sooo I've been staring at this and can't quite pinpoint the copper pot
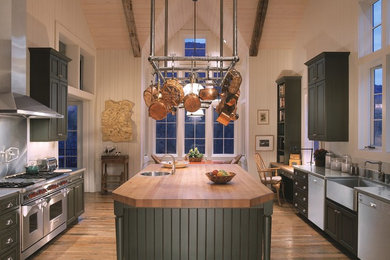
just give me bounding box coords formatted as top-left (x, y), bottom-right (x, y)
top-left (199, 87), bottom-right (218, 100)
top-left (161, 79), bottom-right (184, 107)
top-left (183, 93), bottom-right (201, 112)
top-left (148, 100), bottom-right (168, 120)
top-left (143, 85), bottom-right (159, 107)
top-left (226, 90), bottom-right (240, 106)
top-left (222, 69), bottom-right (242, 94)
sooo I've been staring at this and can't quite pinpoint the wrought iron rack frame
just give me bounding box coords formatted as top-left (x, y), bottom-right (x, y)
top-left (148, 0), bottom-right (239, 87)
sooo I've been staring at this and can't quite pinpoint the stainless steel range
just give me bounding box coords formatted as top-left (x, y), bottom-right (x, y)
top-left (2, 170), bottom-right (68, 260)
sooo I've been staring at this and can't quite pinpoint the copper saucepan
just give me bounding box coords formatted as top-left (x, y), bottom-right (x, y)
top-left (199, 87), bottom-right (218, 101)
top-left (183, 93), bottom-right (201, 112)
top-left (149, 99), bottom-right (168, 120)
top-left (143, 85), bottom-right (159, 107)
top-left (161, 79), bottom-right (184, 107)
top-left (222, 69), bottom-right (242, 94)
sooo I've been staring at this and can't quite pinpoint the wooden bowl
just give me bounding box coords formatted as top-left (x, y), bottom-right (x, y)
top-left (188, 157), bottom-right (202, 162)
top-left (205, 172), bottom-right (236, 184)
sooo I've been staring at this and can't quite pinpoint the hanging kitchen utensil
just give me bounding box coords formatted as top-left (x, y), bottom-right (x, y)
top-left (222, 69), bottom-right (242, 94)
top-left (161, 79), bottom-right (184, 108)
top-left (199, 87), bottom-right (218, 100)
top-left (226, 90), bottom-right (240, 106)
top-left (143, 84), bottom-right (159, 107)
top-left (149, 99), bottom-right (168, 120)
top-left (183, 93), bottom-right (201, 112)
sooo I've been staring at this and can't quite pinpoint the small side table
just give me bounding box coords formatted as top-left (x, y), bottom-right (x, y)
top-left (101, 155), bottom-right (129, 194)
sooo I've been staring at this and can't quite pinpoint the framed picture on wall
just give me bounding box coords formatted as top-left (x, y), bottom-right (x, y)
top-left (257, 109), bottom-right (269, 125)
top-left (255, 135), bottom-right (274, 151)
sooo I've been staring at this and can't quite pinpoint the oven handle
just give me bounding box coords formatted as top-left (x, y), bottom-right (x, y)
top-left (22, 198), bottom-right (44, 217)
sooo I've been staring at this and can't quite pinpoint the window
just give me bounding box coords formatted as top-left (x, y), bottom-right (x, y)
top-left (184, 38), bottom-right (206, 57)
top-left (213, 110), bottom-right (234, 154)
top-left (184, 113), bottom-right (205, 153)
top-left (371, 66), bottom-right (382, 147)
top-left (156, 113), bottom-right (177, 154)
top-left (372, 0), bottom-right (382, 52)
top-left (59, 41), bottom-right (66, 55)
top-left (59, 105), bottom-right (78, 167)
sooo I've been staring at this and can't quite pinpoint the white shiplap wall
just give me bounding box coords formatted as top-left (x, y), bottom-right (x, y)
top-left (247, 50), bottom-right (293, 177)
top-left (95, 49), bottom-right (142, 191)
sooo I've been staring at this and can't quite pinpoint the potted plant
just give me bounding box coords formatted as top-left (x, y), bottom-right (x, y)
top-left (314, 148), bottom-right (327, 167)
top-left (187, 147), bottom-right (203, 162)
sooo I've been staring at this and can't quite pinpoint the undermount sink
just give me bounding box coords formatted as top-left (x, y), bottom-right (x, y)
top-left (140, 171), bottom-right (171, 176)
top-left (326, 177), bottom-right (385, 211)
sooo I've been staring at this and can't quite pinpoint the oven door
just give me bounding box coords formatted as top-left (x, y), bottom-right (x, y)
top-left (22, 198), bottom-right (44, 251)
top-left (43, 189), bottom-right (67, 236)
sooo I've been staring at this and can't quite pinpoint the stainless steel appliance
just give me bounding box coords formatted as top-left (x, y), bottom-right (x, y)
top-left (2, 171), bottom-right (69, 260)
top-left (358, 193), bottom-right (390, 260)
top-left (37, 157), bottom-right (58, 172)
top-left (308, 174), bottom-right (325, 230)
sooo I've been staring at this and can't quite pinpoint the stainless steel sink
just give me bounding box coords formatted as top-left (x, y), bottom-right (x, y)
top-left (326, 177), bottom-right (385, 211)
top-left (140, 171), bottom-right (171, 176)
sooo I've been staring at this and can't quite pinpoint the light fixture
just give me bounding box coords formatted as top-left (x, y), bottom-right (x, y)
top-left (183, 73), bottom-right (204, 96)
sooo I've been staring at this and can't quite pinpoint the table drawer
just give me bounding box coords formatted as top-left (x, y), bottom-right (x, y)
top-left (294, 178), bottom-right (308, 191)
top-left (294, 200), bottom-right (308, 216)
top-left (293, 189), bottom-right (308, 203)
top-left (0, 211), bottom-right (18, 232)
top-left (0, 229), bottom-right (18, 255)
top-left (0, 195), bottom-right (19, 212)
top-left (0, 246), bottom-right (19, 260)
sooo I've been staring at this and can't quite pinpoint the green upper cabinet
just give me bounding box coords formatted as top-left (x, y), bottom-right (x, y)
top-left (305, 52), bottom-right (350, 141)
top-left (29, 48), bottom-right (71, 141)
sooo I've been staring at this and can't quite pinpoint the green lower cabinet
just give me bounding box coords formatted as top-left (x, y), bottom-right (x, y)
top-left (67, 179), bottom-right (85, 225)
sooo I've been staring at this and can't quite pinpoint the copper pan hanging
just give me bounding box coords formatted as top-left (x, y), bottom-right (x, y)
top-left (161, 79), bottom-right (184, 107)
top-left (143, 84), bottom-right (159, 107)
top-left (183, 93), bottom-right (201, 112)
top-left (149, 99), bottom-right (168, 120)
top-left (222, 69), bottom-right (242, 94)
top-left (199, 87), bottom-right (218, 101)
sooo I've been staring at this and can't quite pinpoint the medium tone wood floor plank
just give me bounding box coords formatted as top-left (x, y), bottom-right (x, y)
top-left (30, 193), bottom-right (351, 260)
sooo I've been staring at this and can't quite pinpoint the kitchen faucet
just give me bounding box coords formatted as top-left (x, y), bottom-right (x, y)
top-left (364, 160), bottom-right (384, 182)
top-left (162, 154), bottom-right (176, 175)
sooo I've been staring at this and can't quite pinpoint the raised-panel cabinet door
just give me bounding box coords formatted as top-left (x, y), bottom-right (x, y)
top-left (57, 82), bottom-right (68, 140)
top-left (324, 199), bottom-right (338, 240)
top-left (67, 185), bottom-right (75, 224)
top-left (50, 56), bottom-right (59, 79)
top-left (308, 85), bottom-right (316, 139)
top-left (75, 181), bottom-right (84, 217)
top-left (59, 60), bottom-right (68, 81)
top-left (315, 81), bottom-right (326, 139)
top-left (308, 64), bottom-right (317, 84)
top-left (338, 207), bottom-right (357, 254)
top-left (50, 80), bottom-right (59, 140)
top-left (316, 59), bottom-right (325, 82)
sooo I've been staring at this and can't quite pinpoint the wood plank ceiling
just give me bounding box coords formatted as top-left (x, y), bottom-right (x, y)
top-left (80, 0), bottom-right (308, 55)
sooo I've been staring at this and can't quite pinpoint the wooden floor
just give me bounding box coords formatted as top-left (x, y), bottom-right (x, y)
top-left (30, 193), bottom-right (352, 260)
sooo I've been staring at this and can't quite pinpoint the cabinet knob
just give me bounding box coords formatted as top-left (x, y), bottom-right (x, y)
top-left (303, 197), bottom-right (306, 201)
top-left (6, 202), bottom-right (13, 209)
top-left (7, 257), bottom-right (13, 260)
top-left (303, 186), bottom-right (306, 190)
top-left (294, 203), bottom-right (298, 207)
top-left (295, 182), bottom-right (298, 185)
top-left (6, 238), bottom-right (13, 245)
top-left (6, 219), bottom-right (13, 226)
top-left (313, 179), bottom-right (317, 183)
top-left (58, 133), bottom-right (63, 136)
top-left (294, 193), bottom-right (298, 196)
top-left (303, 209), bottom-right (306, 213)
top-left (313, 133), bottom-right (317, 136)
top-left (334, 209), bottom-right (340, 214)
top-left (370, 202), bottom-right (377, 208)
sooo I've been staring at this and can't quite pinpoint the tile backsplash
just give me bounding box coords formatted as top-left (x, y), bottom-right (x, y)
top-left (0, 117), bottom-right (27, 177)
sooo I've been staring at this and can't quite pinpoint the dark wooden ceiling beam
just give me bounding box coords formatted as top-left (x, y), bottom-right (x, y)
top-left (249, 0), bottom-right (269, 57)
top-left (122, 0), bottom-right (141, 57)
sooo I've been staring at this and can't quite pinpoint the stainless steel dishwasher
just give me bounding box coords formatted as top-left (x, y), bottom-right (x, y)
top-left (358, 193), bottom-right (390, 260)
top-left (308, 174), bottom-right (325, 230)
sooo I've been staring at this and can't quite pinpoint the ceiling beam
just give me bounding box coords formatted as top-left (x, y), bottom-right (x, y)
top-left (249, 0), bottom-right (269, 57)
top-left (122, 0), bottom-right (141, 57)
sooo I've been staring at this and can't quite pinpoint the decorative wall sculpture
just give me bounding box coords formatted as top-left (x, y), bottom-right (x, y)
top-left (101, 100), bottom-right (134, 142)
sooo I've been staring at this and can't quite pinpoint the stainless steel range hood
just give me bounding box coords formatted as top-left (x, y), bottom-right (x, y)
top-left (0, 0), bottom-right (63, 119)
top-left (0, 92), bottom-right (63, 118)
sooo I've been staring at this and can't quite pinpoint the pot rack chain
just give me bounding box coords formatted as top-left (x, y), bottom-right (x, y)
top-left (148, 0), bottom-right (239, 87)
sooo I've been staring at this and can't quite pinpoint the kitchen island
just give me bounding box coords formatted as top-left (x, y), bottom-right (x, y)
top-left (113, 164), bottom-right (274, 260)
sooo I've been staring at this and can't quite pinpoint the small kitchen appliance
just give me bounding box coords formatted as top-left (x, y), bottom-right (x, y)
top-left (37, 157), bottom-right (58, 172)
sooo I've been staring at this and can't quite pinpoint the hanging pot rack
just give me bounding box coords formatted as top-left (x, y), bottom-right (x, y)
top-left (148, 0), bottom-right (239, 86)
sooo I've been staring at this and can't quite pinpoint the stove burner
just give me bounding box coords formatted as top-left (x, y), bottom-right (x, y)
top-left (0, 182), bottom-right (35, 188)
top-left (9, 172), bottom-right (64, 180)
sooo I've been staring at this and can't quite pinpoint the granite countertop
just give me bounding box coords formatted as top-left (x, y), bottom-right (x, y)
top-left (56, 168), bottom-right (86, 176)
top-left (294, 165), bottom-right (390, 204)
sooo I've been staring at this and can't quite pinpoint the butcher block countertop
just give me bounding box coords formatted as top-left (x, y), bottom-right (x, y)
top-left (112, 164), bottom-right (274, 208)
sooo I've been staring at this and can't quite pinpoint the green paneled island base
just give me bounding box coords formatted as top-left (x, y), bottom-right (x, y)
top-left (113, 164), bottom-right (274, 260)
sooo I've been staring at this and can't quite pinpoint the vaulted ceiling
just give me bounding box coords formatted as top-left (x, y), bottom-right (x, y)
top-left (80, 0), bottom-right (308, 55)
